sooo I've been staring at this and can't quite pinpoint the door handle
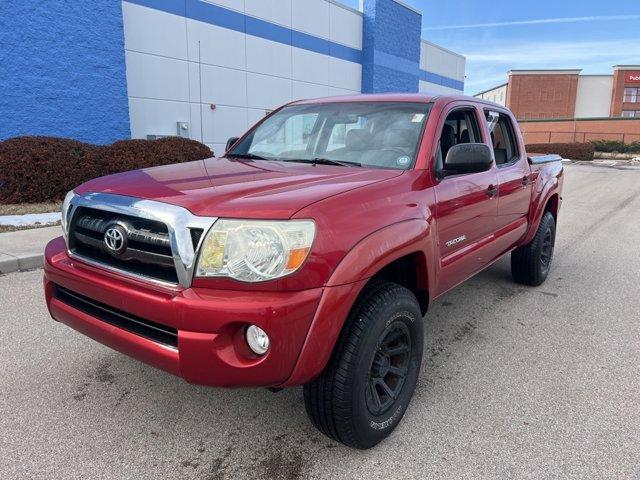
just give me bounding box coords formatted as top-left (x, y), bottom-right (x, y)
top-left (521, 176), bottom-right (530, 186)
top-left (486, 185), bottom-right (498, 198)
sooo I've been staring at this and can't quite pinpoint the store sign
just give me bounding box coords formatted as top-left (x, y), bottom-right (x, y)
top-left (626, 72), bottom-right (640, 83)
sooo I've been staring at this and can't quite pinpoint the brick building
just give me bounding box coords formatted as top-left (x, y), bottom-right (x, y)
top-left (475, 66), bottom-right (640, 144)
top-left (476, 66), bottom-right (640, 119)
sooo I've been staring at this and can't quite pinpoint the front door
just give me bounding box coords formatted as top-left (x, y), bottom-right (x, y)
top-left (433, 105), bottom-right (499, 295)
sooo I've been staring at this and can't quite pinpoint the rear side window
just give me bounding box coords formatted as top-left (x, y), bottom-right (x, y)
top-left (486, 111), bottom-right (519, 166)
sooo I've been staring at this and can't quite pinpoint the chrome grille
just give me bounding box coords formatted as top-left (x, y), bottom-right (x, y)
top-left (63, 193), bottom-right (217, 288)
top-left (69, 207), bottom-right (178, 284)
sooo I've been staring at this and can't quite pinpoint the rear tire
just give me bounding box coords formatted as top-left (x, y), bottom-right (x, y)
top-left (303, 281), bottom-right (423, 449)
top-left (511, 211), bottom-right (556, 286)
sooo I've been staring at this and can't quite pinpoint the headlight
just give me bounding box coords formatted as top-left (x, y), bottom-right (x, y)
top-left (196, 219), bottom-right (315, 282)
top-left (61, 190), bottom-right (76, 240)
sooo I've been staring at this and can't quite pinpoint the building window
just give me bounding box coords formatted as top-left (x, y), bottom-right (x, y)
top-left (621, 110), bottom-right (640, 118)
top-left (624, 88), bottom-right (639, 103)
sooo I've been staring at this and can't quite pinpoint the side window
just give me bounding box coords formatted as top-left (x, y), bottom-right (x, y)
top-left (436, 109), bottom-right (481, 172)
top-left (486, 111), bottom-right (519, 166)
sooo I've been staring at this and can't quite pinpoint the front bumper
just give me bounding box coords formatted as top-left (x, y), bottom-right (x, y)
top-left (44, 237), bottom-right (325, 387)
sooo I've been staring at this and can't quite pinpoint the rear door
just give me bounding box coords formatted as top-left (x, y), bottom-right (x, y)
top-left (486, 109), bottom-right (532, 249)
top-left (433, 103), bottom-right (499, 295)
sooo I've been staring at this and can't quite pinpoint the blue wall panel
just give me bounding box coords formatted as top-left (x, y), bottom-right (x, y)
top-left (420, 70), bottom-right (465, 91)
top-left (0, 1), bottom-right (130, 143)
top-left (361, 0), bottom-right (422, 93)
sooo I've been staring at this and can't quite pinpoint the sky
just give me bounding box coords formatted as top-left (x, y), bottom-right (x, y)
top-left (341, 0), bottom-right (640, 95)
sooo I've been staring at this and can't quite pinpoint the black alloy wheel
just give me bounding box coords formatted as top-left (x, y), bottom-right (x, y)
top-left (366, 322), bottom-right (412, 416)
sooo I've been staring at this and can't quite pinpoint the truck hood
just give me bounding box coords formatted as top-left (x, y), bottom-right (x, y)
top-left (76, 157), bottom-right (403, 219)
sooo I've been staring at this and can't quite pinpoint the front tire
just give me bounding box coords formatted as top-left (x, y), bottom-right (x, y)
top-left (511, 211), bottom-right (556, 286)
top-left (303, 281), bottom-right (423, 449)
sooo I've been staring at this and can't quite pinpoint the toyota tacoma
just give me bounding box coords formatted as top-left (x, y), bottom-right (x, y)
top-left (44, 94), bottom-right (563, 449)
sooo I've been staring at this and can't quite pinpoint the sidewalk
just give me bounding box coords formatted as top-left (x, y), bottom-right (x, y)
top-left (0, 226), bottom-right (61, 274)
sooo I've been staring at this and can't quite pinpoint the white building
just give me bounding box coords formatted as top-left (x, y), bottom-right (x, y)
top-left (122, 0), bottom-right (466, 153)
top-left (0, 0), bottom-right (466, 147)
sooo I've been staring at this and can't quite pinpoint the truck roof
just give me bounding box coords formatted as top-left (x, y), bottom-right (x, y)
top-left (291, 92), bottom-right (504, 108)
top-left (292, 93), bottom-right (439, 104)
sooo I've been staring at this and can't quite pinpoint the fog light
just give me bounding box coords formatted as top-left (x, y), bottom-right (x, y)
top-left (246, 325), bottom-right (270, 355)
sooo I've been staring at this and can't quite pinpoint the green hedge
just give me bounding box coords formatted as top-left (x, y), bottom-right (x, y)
top-left (0, 136), bottom-right (213, 204)
top-left (589, 140), bottom-right (640, 154)
top-left (525, 142), bottom-right (594, 161)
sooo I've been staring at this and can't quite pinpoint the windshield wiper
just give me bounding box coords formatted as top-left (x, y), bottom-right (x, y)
top-left (285, 158), bottom-right (362, 167)
top-left (225, 153), bottom-right (270, 160)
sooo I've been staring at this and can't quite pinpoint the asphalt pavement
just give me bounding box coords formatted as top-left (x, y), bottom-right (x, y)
top-left (1, 163), bottom-right (639, 479)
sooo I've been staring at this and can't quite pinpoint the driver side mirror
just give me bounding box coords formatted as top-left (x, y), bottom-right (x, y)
top-left (442, 143), bottom-right (493, 177)
top-left (226, 137), bottom-right (240, 153)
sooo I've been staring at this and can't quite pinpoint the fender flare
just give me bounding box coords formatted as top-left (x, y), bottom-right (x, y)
top-left (282, 218), bottom-right (435, 386)
top-left (521, 176), bottom-right (559, 245)
top-left (326, 218), bottom-right (434, 287)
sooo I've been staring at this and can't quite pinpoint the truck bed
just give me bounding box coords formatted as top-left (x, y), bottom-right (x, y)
top-left (528, 154), bottom-right (563, 165)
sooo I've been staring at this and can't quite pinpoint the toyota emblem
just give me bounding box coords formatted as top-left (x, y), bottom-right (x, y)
top-left (104, 225), bottom-right (127, 255)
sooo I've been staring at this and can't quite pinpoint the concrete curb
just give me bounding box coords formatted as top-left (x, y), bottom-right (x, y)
top-left (594, 151), bottom-right (640, 160)
top-left (0, 252), bottom-right (43, 275)
top-left (0, 225), bottom-right (61, 275)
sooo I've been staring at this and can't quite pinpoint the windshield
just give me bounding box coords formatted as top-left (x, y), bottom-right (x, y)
top-left (228, 102), bottom-right (432, 170)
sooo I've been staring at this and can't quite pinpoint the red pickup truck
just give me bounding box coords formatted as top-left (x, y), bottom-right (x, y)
top-left (44, 94), bottom-right (563, 449)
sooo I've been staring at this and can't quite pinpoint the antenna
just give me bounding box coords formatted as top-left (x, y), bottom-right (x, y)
top-left (198, 41), bottom-right (204, 143)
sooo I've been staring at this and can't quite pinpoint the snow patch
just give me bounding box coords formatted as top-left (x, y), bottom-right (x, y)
top-left (0, 212), bottom-right (61, 227)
